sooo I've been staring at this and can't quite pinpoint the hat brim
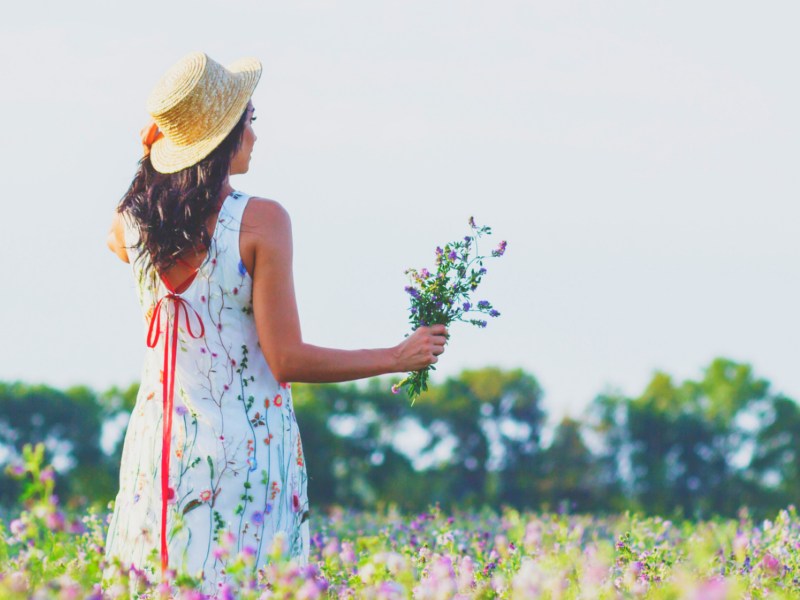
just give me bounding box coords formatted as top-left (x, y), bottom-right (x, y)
top-left (149, 57), bottom-right (262, 174)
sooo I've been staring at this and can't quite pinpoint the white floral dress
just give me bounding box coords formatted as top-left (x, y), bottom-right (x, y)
top-left (104, 190), bottom-right (310, 593)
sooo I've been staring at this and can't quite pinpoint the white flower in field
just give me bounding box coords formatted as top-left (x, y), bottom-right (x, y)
top-left (435, 531), bottom-right (454, 546)
top-left (511, 558), bottom-right (543, 599)
top-left (457, 555), bottom-right (475, 593)
top-left (376, 551), bottom-right (407, 576)
top-left (359, 562), bottom-right (376, 584)
top-left (105, 583), bottom-right (127, 599)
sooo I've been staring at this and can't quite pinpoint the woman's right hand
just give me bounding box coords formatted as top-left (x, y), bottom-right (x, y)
top-left (392, 325), bottom-right (449, 372)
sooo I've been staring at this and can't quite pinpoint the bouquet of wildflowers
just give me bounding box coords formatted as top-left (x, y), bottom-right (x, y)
top-left (392, 217), bottom-right (507, 402)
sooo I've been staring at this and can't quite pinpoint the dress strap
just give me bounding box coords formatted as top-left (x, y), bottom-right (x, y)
top-left (160, 257), bottom-right (201, 294)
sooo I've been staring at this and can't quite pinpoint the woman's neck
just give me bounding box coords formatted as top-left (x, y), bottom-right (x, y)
top-left (219, 178), bottom-right (234, 205)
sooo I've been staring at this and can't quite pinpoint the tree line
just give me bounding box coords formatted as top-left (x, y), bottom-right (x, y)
top-left (1, 358), bottom-right (797, 518)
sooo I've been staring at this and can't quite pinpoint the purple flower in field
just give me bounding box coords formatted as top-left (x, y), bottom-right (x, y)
top-left (265, 502), bottom-right (273, 515)
top-left (46, 511), bottom-right (65, 532)
top-left (420, 268), bottom-right (430, 278)
top-left (40, 468), bottom-right (55, 483)
top-left (448, 250), bottom-right (458, 261)
top-left (761, 552), bottom-right (782, 577)
top-left (463, 302), bottom-right (471, 311)
top-left (251, 510), bottom-right (264, 525)
top-left (489, 309), bottom-right (500, 317)
top-left (464, 236), bottom-right (472, 243)
top-left (175, 405), bottom-right (188, 416)
top-left (492, 240), bottom-right (507, 257)
top-left (629, 561), bottom-right (644, 576)
top-left (67, 518), bottom-right (86, 534)
top-left (323, 538), bottom-right (340, 558)
top-left (477, 300), bottom-right (490, 309)
top-left (9, 464), bottom-right (25, 477)
top-left (692, 576), bottom-right (728, 600)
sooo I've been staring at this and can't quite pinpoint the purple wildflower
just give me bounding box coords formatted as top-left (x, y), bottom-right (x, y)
top-left (265, 503), bottom-right (273, 515)
top-left (175, 405), bottom-right (188, 416)
top-left (448, 250), bottom-right (458, 261)
top-left (405, 286), bottom-right (421, 299)
top-left (45, 511), bottom-right (65, 531)
top-left (489, 309), bottom-right (500, 317)
top-left (420, 268), bottom-right (430, 278)
top-left (251, 510), bottom-right (264, 525)
top-left (492, 240), bottom-right (507, 257)
top-left (477, 300), bottom-right (490, 309)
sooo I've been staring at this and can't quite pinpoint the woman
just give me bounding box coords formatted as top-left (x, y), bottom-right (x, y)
top-left (104, 52), bottom-right (447, 592)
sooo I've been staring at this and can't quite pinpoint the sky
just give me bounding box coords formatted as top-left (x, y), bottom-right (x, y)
top-left (0, 1), bottom-right (798, 423)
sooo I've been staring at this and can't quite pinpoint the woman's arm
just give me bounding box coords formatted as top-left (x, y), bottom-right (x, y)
top-left (241, 198), bottom-right (447, 384)
top-left (107, 211), bottom-right (130, 263)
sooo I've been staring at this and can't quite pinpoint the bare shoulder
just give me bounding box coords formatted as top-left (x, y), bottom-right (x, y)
top-left (240, 197), bottom-right (293, 263)
top-left (242, 197), bottom-right (291, 234)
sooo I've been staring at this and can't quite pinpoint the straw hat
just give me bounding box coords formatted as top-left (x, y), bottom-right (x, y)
top-left (146, 51), bottom-right (262, 174)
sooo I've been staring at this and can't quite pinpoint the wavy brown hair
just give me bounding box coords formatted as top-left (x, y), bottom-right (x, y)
top-left (118, 108), bottom-right (249, 275)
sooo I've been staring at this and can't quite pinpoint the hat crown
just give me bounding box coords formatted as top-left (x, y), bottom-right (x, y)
top-left (146, 52), bottom-right (240, 148)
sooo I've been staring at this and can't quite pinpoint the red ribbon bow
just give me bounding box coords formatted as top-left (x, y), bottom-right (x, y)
top-left (146, 290), bottom-right (204, 574)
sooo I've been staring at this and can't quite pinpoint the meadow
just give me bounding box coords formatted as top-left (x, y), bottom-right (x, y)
top-left (2, 444), bottom-right (799, 599)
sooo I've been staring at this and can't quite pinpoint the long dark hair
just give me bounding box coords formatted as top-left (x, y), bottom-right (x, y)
top-left (118, 108), bottom-right (249, 275)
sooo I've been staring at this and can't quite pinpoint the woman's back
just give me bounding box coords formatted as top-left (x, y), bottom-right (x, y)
top-left (105, 189), bottom-right (310, 590)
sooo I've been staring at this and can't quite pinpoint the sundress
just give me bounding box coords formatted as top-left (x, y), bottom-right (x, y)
top-left (104, 190), bottom-right (310, 594)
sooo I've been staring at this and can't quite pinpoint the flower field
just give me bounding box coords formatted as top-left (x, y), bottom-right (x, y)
top-left (2, 446), bottom-right (800, 599)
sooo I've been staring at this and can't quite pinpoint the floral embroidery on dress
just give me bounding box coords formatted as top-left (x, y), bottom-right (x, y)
top-left (104, 191), bottom-right (310, 595)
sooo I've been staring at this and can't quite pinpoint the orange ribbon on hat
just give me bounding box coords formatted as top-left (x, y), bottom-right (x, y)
top-left (140, 122), bottom-right (165, 157)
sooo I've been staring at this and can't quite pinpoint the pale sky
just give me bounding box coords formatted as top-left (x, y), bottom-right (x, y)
top-left (1, 1), bottom-right (798, 423)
